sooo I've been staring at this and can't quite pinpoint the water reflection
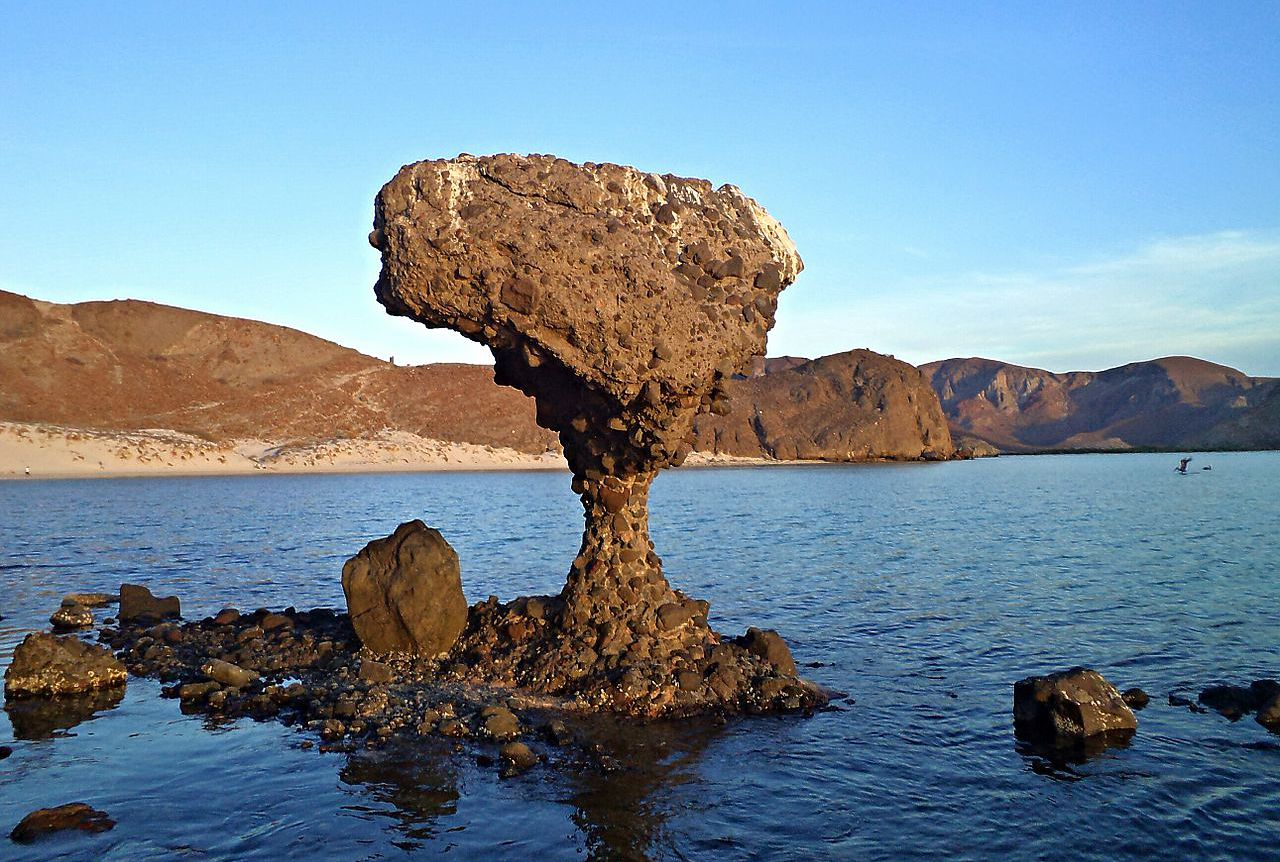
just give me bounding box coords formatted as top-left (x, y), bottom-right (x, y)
top-left (566, 715), bottom-right (723, 861)
top-left (337, 737), bottom-right (461, 850)
top-left (1015, 729), bottom-right (1135, 780)
top-left (4, 688), bottom-right (126, 739)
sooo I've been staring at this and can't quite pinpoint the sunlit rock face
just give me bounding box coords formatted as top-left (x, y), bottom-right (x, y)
top-left (371, 154), bottom-right (816, 714)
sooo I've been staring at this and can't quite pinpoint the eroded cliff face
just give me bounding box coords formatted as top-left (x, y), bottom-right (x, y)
top-left (370, 153), bottom-right (823, 715)
top-left (694, 350), bottom-right (954, 461)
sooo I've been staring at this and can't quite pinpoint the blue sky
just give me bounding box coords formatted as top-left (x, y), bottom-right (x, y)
top-left (2, 2), bottom-right (1277, 374)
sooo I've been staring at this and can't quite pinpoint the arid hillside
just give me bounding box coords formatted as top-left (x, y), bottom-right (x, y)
top-left (923, 356), bottom-right (1280, 452)
top-left (695, 349), bottom-right (955, 460)
top-left (0, 289), bottom-right (557, 453)
top-left (3, 291), bottom-right (953, 463)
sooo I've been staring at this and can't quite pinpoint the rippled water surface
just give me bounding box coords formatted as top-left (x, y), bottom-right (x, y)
top-left (2, 453), bottom-right (1278, 860)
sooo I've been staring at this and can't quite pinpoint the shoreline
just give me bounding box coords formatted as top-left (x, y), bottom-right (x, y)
top-left (0, 420), bottom-right (949, 481)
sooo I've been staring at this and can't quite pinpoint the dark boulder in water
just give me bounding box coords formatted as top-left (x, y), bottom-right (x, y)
top-left (341, 520), bottom-right (468, 657)
top-left (1121, 687), bottom-right (1150, 710)
top-left (4, 633), bottom-right (127, 698)
top-left (1013, 667), bottom-right (1137, 741)
top-left (119, 583), bottom-right (181, 623)
top-left (10, 802), bottom-right (115, 843)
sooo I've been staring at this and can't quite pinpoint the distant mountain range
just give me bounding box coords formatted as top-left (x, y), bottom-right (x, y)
top-left (3, 289), bottom-right (1275, 461)
top-left (922, 356), bottom-right (1280, 452)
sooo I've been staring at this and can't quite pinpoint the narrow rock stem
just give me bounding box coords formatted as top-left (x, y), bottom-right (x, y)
top-left (560, 472), bottom-right (683, 654)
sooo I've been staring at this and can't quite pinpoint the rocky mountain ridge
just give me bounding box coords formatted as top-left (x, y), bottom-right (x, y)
top-left (923, 356), bottom-right (1280, 452)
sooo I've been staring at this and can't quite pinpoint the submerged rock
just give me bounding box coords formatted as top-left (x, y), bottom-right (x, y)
top-left (341, 520), bottom-right (468, 656)
top-left (4, 633), bottom-right (127, 698)
top-left (1121, 687), bottom-right (1150, 710)
top-left (1198, 679), bottom-right (1280, 722)
top-left (10, 803), bottom-right (115, 843)
top-left (64, 592), bottom-right (115, 608)
top-left (369, 153), bottom-right (822, 716)
top-left (1013, 667), bottom-right (1137, 741)
top-left (119, 583), bottom-right (181, 623)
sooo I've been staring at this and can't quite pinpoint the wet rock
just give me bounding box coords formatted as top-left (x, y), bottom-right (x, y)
top-left (118, 583), bottom-right (180, 623)
top-left (1013, 667), bottom-right (1137, 741)
top-left (543, 718), bottom-right (573, 746)
top-left (50, 602), bottom-right (94, 631)
top-left (481, 706), bottom-right (520, 741)
top-left (1257, 694), bottom-right (1280, 729)
top-left (179, 681), bottom-right (220, 703)
top-left (213, 608), bottom-right (241, 625)
top-left (741, 627), bottom-right (797, 676)
top-left (0, 745), bottom-right (12, 759)
top-left (201, 659), bottom-right (259, 689)
top-left (262, 613), bottom-right (294, 632)
top-left (358, 660), bottom-right (394, 684)
top-left (1121, 687), bottom-right (1150, 710)
top-left (4, 633), bottom-right (127, 697)
top-left (10, 802), bottom-right (115, 843)
top-left (498, 741), bottom-right (538, 777)
top-left (64, 592), bottom-right (115, 608)
top-left (1199, 684), bottom-right (1260, 720)
top-left (341, 520), bottom-right (467, 656)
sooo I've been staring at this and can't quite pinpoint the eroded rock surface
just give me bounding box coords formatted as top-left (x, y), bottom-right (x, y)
top-left (341, 520), bottom-right (468, 657)
top-left (1013, 667), bottom-right (1137, 742)
top-left (4, 633), bottom-right (127, 697)
top-left (370, 154), bottom-right (821, 714)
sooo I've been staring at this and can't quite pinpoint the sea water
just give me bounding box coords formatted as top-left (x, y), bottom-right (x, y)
top-left (1, 453), bottom-right (1277, 860)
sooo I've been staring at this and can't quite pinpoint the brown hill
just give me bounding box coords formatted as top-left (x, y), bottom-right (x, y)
top-left (922, 356), bottom-right (1280, 452)
top-left (2, 290), bottom-right (955, 464)
top-left (0, 290), bottom-right (557, 452)
top-left (694, 350), bottom-right (955, 460)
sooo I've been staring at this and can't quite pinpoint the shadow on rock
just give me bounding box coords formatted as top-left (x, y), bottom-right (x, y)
top-left (4, 687), bottom-right (125, 740)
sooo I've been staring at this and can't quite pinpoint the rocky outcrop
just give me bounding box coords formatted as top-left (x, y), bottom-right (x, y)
top-left (694, 349), bottom-right (954, 460)
top-left (119, 583), bottom-right (181, 623)
top-left (371, 153), bottom-right (823, 714)
top-left (1013, 667), bottom-right (1137, 741)
top-left (924, 355), bottom-right (1280, 452)
top-left (3, 633), bottom-right (127, 697)
top-left (341, 520), bottom-right (468, 656)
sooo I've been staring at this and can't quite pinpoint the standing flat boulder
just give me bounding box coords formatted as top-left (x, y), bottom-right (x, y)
top-left (341, 520), bottom-right (468, 656)
top-left (119, 583), bottom-right (181, 623)
top-left (1013, 667), bottom-right (1137, 741)
top-left (4, 633), bottom-right (127, 698)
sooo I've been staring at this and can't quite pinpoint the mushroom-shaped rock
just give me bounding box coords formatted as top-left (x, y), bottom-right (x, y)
top-left (371, 154), bottom-right (803, 678)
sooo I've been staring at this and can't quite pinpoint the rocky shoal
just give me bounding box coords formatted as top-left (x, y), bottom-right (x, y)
top-left (94, 596), bottom-right (827, 774)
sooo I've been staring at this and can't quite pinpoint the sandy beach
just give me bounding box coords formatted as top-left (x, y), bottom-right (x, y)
top-left (0, 421), bottom-right (570, 479)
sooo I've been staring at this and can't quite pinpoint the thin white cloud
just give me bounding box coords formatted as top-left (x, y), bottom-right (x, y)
top-left (770, 230), bottom-right (1280, 375)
